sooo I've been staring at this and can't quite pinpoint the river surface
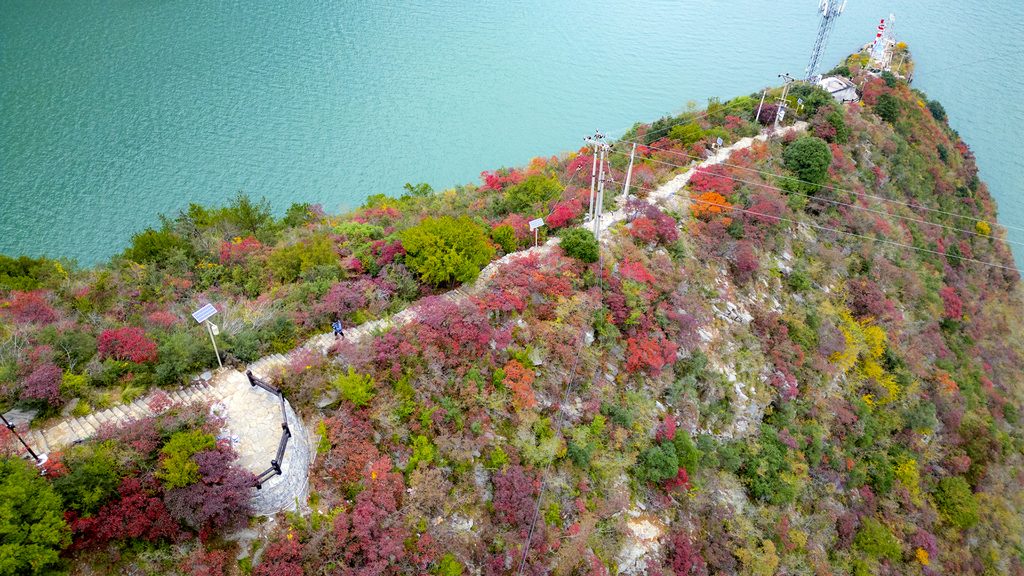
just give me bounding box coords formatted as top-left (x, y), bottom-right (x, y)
top-left (2, 0), bottom-right (1022, 266)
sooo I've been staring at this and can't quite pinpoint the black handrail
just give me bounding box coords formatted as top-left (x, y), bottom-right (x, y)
top-left (246, 370), bottom-right (294, 490)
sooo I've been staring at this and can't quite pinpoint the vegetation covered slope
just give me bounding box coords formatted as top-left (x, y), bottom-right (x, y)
top-left (2, 46), bottom-right (1023, 575)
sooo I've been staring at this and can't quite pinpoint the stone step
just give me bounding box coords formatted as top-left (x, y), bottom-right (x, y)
top-left (68, 418), bottom-right (90, 438)
top-left (85, 414), bottom-right (103, 431)
top-left (78, 417), bottom-right (97, 436)
top-left (31, 430), bottom-right (49, 454)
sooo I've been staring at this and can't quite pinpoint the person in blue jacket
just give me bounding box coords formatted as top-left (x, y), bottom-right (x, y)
top-left (332, 319), bottom-right (345, 340)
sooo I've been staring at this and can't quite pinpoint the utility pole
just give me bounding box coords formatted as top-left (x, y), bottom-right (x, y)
top-left (592, 141), bottom-right (609, 237)
top-left (620, 143), bottom-right (637, 202)
top-left (584, 130), bottom-right (607, 224)
top-left (775, 73), bottom-right (798, 130)
top-left (755, 89), bottom-right (768, 123)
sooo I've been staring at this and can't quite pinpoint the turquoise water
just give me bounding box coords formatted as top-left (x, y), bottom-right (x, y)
top-left (2, 0), bottom-right (1022, 266)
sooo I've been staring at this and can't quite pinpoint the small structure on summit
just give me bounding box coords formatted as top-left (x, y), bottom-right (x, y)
top-left (817, 75), bottom-right (859, 103)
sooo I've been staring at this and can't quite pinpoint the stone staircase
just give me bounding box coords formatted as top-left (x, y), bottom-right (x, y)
top-left (14, 380), bottom-right (226, 458)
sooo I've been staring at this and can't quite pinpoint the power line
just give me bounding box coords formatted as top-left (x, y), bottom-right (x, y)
top-left (628, 182), bottom-right (1019, 273)
top-left (607, 135), bottom-right (1024, 236)
top-left (606, 149), bottom-right (1024, 250)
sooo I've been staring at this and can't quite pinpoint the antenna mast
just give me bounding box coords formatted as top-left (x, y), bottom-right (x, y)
top-left (805, 0), bottom-right (847, 81)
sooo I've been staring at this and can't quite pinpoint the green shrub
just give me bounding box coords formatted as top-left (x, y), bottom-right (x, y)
top-left (637, 443), bottom-right (679, 483)
top-left (783, 137), bottom-right (833, 188)
top-left (333, 367), bottom-right (376, 408)
top-left (854, 517), bottom-right (901, 560)
top-left (826, 65), bottom-right (852, 77)
top-left (52, 446), bottom-right (122, 516)
top-left (402, 215), bottom-right (494, 286)
top-left (560, 227), bottom-right (599, 263)
top-left (874, 93), bottom-right (902, 124)
top-left (408, 435), bottom-right (436, 471)
top-left (492, 224), bottom-right (517, 253)
top-left (673, 430), bottom-right (702, 474)
top-left (123, 227), bottom-right (194, 266)
top-left (0, 457), bottom-right (71, 575)
top-left (881, 70), bottom-right (898, 88)
top-left (504, 175), bottom-right (562, 214)
top-left (433, 554), bottom-right (464, 576)
top-left (157, 430), bottom-right (216, 489)
top-left (933, 476), bottom-right (979, 528)
top-left (787, 270), bottom-right (812, 291)
top-left (927, 100), bottom-right (947, 122)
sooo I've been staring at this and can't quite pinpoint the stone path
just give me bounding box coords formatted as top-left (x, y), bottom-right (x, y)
top-left (6, 123), bottom-right (804, 513)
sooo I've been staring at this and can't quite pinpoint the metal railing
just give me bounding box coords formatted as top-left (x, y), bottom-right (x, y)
top-left (245, 370), bottom-right (293, 489)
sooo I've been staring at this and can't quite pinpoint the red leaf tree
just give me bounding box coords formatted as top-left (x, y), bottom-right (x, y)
top-left (97, 327), bottom-right (158, 363)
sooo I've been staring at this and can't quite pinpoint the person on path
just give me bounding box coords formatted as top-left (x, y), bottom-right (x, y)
top-left (333, 319), bottom-right (345, 340)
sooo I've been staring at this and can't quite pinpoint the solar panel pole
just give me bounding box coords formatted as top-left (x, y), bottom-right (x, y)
top-left (206, 320), bottom-right (223, 368)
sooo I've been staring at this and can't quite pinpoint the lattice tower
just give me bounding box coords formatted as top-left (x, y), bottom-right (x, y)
top-left (805, 0), bottom-right (847, 81)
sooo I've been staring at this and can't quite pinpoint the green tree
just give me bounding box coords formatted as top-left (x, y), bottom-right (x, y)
top-left (826, 109), bottom-right (850, 144)
top-left (874, 93), bottom-right (902, 124)
top-left (927, 99), bottom-right (947, 122)
top-left (933, 476), bottom-right (979, 528)
top-left (880, 70), bottom-right (898, 88)
top-left (783, 136), bottom-right (833, 188)
top-left (559, 227), bottom-right (599, 263)
top-left (0, 458), bottom-right (70, 576)
top-left (226, 191), bottom-right (274, 236)
top-left (504, 175), bottom-right (562, 214)
top-left (52, 447), bottom-right (122, 517)
top-left (637, 443), bottom-right (678, 483)
top-left (789, 84), bottom-right (836, 116)
top-left (854, 517), bottom-right (901, 560)
top-left (123, 227), bottom-right (193, 265)
top-left (402, 216), bottom-right (494, 286)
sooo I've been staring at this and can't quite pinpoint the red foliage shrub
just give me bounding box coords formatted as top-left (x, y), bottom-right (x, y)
top-left (254, 532), bottom-right (304, 576)
top-left (163, 447), bottom-right (256, 531)
top-left (731, 242), bottom-right (758, 286)
top-left (846, 278), bottom-right (895, 322)
top-left (480, 168), bottom-right (525, 191)
top-left (546, 199), bottom-right (582, 229)
top-left (97, 327), bottom-right (158, 363)
top-left (319, 407), bottom-right (379, 489)
top-left (619, 260), bottom-right (656, 285)
top-left (22, 364), bottom-right (62, 404)
top-left (940, 286), bottom-right (962, 319)
top-left (630, 217), bottom-right (659, 244)
top-left (148, 311), bottom-right (180, 328)
top-left (95, 416), bottom-right (163, 457)
top-left (667, 531), bottom-right (708, 576)
top-left (2, 291), bottom-right (58, 325)
top-left (624, 336), bottom-right (678, 376)
top-left (182, 546), bottom-right (232, 576)
top-left (218, 236), bottom-right (266, 266)
top-left (402, 296), bottom-right (494, 369)
top-left (497, 213), bottom-right (531, 245)
top-left (492, 464), bottom-right (539, 531)
top-left (332, 457), bottom-right (408, 574)
top-left (689, 165), bottom-right (734, 197)
top-left (503, 360), bottom-right (537, 410)
top-left (68, 476), bottom-right (182, 550)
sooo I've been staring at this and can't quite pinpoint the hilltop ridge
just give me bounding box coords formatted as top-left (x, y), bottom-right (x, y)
top-left (2, 46), bottom-right (1023, 575)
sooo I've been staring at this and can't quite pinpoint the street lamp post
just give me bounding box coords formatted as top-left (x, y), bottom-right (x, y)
top-left (1, 412), bottom-right (39, 462)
